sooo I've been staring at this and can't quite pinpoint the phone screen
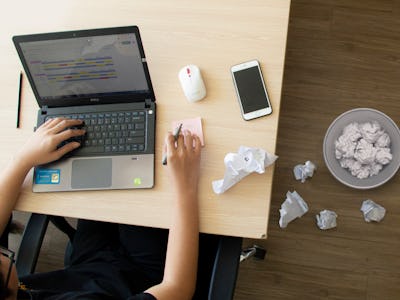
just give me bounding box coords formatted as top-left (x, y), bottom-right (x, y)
top-left (233, 66), bottom-right (270, 114)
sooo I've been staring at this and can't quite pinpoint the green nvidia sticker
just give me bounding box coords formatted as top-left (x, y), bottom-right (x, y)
top-left (134, 178), bottom-right (142, 185)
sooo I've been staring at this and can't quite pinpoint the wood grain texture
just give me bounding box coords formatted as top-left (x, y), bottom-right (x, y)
top-left (235, 0), bottom-right (400, 299)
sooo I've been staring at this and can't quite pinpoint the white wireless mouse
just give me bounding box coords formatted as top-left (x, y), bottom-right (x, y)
top-left (178, 65), bottom-right (206, 102)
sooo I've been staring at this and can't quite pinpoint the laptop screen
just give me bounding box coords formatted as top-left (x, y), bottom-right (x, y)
top-left (13, 26), bottom-right (155, 107)
top-left (19, 33), bottom-right (149, 101)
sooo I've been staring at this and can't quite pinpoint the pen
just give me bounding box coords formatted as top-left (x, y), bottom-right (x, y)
top-left (162, 123), bottom-right (183, 165)
top-left (16, 72), bottom-right (23, 128)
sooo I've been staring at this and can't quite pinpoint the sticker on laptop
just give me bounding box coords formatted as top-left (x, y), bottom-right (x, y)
top-left (34, 169), bottom-right (60, 184)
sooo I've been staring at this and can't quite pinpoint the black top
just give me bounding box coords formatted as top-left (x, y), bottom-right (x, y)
top-left (18, 256), bottom-right (159, 300)
top-left (18, 289), bottom-right (156, 300)
top-left (15, 220), bottom-right (171, 300)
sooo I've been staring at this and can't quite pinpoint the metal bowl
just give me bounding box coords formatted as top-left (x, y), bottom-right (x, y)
top-left (323, 108), bottom-right (400, 189)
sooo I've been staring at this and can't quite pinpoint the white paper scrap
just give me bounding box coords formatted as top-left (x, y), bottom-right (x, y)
top-left (316, 210), bottom-right (337, 230)
top-left (360, 199), bottom-right (386, 222)
top-left (279, 190), bottom-right (309, 228)
top-left (212, 146), bottom-right (278, 194)
top-left (293, 160), bottom-right (316, 183)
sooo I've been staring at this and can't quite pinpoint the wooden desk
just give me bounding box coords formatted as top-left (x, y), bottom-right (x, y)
top-left (0, 0), bottom-right (290, 238)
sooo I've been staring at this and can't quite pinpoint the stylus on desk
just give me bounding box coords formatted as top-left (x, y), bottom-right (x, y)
top-left (16, 72), bottom-right (23, 128)
top-left (162, 123), bottom-right (183, 165)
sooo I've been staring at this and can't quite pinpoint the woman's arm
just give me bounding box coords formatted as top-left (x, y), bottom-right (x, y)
top-left (146, 130), bottom-right (202, 300)
top-left (0, 118), bottom-right (85, 234)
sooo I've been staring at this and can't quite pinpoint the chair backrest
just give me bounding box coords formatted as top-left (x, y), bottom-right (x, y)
top-left (208, 236), bottom-right (242, 300)
top-left (16, 214), bottom-right (50, 277)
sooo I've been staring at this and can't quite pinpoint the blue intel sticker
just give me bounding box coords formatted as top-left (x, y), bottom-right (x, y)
top-left (34, 169), bottom-right (60, 184)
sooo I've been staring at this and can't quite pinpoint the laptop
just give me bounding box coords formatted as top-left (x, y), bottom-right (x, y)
top-left (13, 26), bottom-right (156, 192)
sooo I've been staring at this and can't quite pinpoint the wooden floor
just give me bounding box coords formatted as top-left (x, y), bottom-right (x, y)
top-left (235, 0), bottom-right (400, 299)
top-left (10, 0), bottom-right (400, 299)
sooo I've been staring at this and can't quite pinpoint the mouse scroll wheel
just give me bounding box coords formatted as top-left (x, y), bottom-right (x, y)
top-left (186, 68), bottom-right (191, 77)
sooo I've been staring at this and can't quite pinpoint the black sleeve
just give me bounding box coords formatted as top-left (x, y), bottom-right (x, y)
top-left (127, 292), bottom-right (157, 300)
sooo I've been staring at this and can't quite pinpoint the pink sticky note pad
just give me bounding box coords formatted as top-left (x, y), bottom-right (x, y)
top-left (172, 117), bottom-right (205, 146)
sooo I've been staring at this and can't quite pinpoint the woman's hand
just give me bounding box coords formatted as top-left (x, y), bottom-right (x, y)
top-left (15, 118), bottom-right (85, 169)
top-left (164, 130), bottom-right (202, 197)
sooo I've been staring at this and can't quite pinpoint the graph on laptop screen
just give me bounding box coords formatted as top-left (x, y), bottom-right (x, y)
top-left (19, 33), bottom-right (149, 100)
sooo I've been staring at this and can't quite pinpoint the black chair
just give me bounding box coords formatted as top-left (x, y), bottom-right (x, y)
top-left (16, 213), bottom-right (242, 300)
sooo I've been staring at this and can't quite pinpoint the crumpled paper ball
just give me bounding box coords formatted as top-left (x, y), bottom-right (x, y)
top-left (212, 146), bottom-right (278, 194)
top-left (360, 199), bottom-right (386, 222)
top-left (279, 190), bottom-right (309, 228)
top-left (316, 210), bottom-right (337, 230)
top-left (293, 161), bottom-right (316, 183)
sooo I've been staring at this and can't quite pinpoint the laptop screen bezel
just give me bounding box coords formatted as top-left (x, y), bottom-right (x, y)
top-left (13, 26), bottom-right (155, 108)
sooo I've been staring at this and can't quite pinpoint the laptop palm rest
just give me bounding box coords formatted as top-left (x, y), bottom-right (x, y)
top-left (71, 158), bottom-right (112, 189)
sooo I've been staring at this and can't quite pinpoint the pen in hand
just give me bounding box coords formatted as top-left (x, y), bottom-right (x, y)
top-left (162, 123), bottom-right (183, 165)
top-left (16, 72), bottom-right (23, 128)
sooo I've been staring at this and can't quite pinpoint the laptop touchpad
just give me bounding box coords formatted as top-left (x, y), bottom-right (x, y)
top-left (71, 158), bottom-right (112, 189)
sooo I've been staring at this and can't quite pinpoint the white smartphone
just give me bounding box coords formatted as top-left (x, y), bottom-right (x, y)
top-left (231, 60), bottom-right (272, 121)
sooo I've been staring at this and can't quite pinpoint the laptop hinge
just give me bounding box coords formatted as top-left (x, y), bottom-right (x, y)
top-left (41, 106), bottom-right (48, 115)
top-left (145, 99), bottom-right (152, 108)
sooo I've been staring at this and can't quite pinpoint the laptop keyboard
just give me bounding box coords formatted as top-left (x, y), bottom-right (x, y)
top-left (46, 111), bottom-right (147, 156)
